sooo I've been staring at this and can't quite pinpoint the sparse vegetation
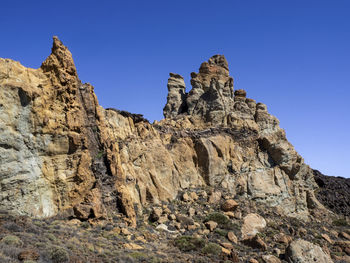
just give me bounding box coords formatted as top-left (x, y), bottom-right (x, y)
top-left (332, 218), bottom-right (348, 226)
top-left (174, 235), bottom-right (206, 252)
top-left (202, 242), bottom-right (222, 256)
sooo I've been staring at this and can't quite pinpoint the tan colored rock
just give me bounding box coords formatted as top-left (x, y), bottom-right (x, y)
top-left (285, 239), bottom-right (333, 263)
top-left (262, 255), bottom-right (281, 263)
top-left (241, 213), bottom-right (266, 239)
top-left (123, 243), bottom-right (143, 250)
top-left (249, 259), bottom-right (259, 263)
top-left (227, 231), bottom-right (238, 244)
top-left (208, 191), bottom-right (222, 204)
top-left (205, 221), bottom-right (218, 231)
top-left (274, 233), bottom-right (292, 244)
top-left (188, 207), bottom-right (196, 217)
top-left (121, 228), bottom-right (131, 235)
top-left (221, 199), bottom-right (238, 212)
top-left (182, 192), bottom-right (191, 202)
top-left (189, 192), bottom-right (199, 201)
top-left (221, 247), bottom-right (231, 256)
top-left (340, 232), bottom-right (350, 240)
top-left (321, 233), bottom-right (333, 244)
top-left (221, 242), bottom-right (234, 250)
top-left (243, 235), bottom-right (267, 251)
top-left (224, 211), bottom-right (235, 218)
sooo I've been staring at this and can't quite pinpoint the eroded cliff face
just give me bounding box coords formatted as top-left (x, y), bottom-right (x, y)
top-left (0, 38), bottom-right (325, 226)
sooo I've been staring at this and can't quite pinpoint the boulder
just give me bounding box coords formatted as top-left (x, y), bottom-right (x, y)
top-left (285, 239), bottom-right (333, 263)
top-left (241, 213), bottom-right (266, 239)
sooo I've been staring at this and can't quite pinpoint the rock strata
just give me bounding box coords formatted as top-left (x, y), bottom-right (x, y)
top-left (0, 37), bottom-right (334, 228)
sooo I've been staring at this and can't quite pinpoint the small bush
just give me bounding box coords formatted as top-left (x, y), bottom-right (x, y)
top-left (332, 218), bottom-right (348, 226)
top-left (174, 236), bottom-right (205, 252)
top-left (205, 213), bottom-right (229, 225)
top-left (214, 228), bottom-right (228, 237)
top-left (0, 235), bottom-right (23, 246)
top-left (202, 242), bottom-right (222, 256)
top-left (205, 213), bottom-right (237, 230)
top-left (48, 246), bottom-right (69, 263)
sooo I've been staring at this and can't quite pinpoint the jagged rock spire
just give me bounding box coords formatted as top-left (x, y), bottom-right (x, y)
top-left (163, 73), bottom-right (187, 119)
top-left (163, 54), bottom-right (236, 123)
top-left (41, 36), bottom-right (77, 85)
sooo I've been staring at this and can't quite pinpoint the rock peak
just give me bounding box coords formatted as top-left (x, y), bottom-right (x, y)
top-left (208, 54), bottom-right (229, 71)
top-left (164, 54), bottom-right (235, 122)
top-left (41, 36), bottom-right (77, 84)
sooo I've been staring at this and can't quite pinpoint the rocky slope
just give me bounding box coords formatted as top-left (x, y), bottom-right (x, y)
top-left (0, 37), bottom-right (349, 262)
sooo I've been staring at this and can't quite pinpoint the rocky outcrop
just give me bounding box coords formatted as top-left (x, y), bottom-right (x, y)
top-left (285, 239), bottom-right (333, 263)
top-left (163, 73), bottom-right (187, 119)
top-left (0, 37), bottom-right (112, 222)
top-left (0, 38), bottom-right (328, 226)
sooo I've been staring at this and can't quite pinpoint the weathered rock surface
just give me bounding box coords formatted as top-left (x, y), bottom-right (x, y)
top-left (285, 239), bottom-right (333, 263)
top-left (241, 213), bottom-right (266, 239)
top-left (0, 37), bottom-right (330, 227)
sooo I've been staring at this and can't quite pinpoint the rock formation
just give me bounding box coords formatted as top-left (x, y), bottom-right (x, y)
top-left (1, 37), bottom-right (349, 263)
top-left (0, 37), bottom-right (331, 225)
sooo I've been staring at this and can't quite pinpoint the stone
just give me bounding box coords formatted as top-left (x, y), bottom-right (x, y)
top-left (205, 221), bottom-right (218, 231)
top-left (156, 224), bottom-right (177, 233)
top-left (188, 207), bottom-right (196, 217)
top-left (285, 239), bottom-right (333, 263)
top-left (262, 255), bottom-right (281, 263)
top-left (227, 231), bottom-right (238, 244)
top-left (249, 259), bottom-right (259, 263)
top-left (221, 247), bottom-right (231, 256)
top-left (221, 199), bottom-right (238, 212)
top-left (241, 213), bottom-right (266, 239)
top-left (224, 211), bottom-right (235, 218)
top-left (340, 232), bottom-right (350, 240)
top-left (121, 228), bottom-right (131, 235)
top-left (243, 235), bottom-right (267, 251)
top-left (176, 214), bottom-right (194, 226)
top-left (123, 243), bottom-right (143, 250)
top-left (221, 242), bottom-right (234, 250)
top-left (149, 207), bottom-right (163, 222)
top-left (158, 216), bottom-right (168, 224)
top-left (182, 192), bottom-right (191, 202)
top-left (274, 233), bottom-right (292, 244)
top-left (189, 192), bottom-right (199, 200)
top-left (321, 233), bottom-right (333, 244)
top-left (208, 191), bottom-right (222, 204)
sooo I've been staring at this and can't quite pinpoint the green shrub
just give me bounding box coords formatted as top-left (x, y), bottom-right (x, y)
top-left (205, 213), bottom-right (237, 230)
top-left (49, 246), bottom-right (69, 263)
top-left (214, 228), bottom-right (228, 237)
top-left (0, 235), bottom-right (22, 246)
top-left (174, 236), bottom-right (205, 252)
top-left (332, 218), bottom-right (348, 226)
top-left (205, 213), bottom-right (229, 225)
top-left (202, 242), bottom-right (221, 256)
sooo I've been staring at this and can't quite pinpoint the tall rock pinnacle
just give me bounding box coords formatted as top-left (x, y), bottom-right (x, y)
top-left (41, 36), bottom-right (78, 85)
top-left (163, 54), bottom-right (236, 123)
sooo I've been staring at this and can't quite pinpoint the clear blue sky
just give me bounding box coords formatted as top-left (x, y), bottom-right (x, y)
top-left (1, 0), bottom-right (349, 177)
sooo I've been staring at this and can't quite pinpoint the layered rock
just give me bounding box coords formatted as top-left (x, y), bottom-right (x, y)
top-left (163, 73), bottom-right (187, 119)
top-left (0, 38), bottom-right (327, 226)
